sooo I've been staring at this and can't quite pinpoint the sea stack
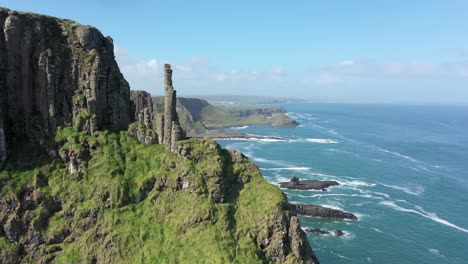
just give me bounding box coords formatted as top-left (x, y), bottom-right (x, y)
top-left (162, 64), bottom-right (184, 151)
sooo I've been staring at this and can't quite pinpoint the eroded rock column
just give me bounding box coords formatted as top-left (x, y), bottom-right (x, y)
top-left (155, 113), bottom-right (164, 144)
top-left (163, 64), bottom-right (176, 150)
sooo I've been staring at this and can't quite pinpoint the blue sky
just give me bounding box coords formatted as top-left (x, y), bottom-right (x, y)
top-left (2, 0), bottom-right (468, 103)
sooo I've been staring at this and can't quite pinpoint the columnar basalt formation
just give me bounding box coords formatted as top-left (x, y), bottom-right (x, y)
top-left (163, 64), bottom-right (176, 150)
top-left (127, 64), bottom-right (185, 148)
top-left (0, 8), bottom-right (131, 169)
top-left (155, 113), bottom-right (164, 143)
top-left (130, 90), bottom-right (154, 122)
top-left (162, 64), bottom-right (184, 151)
top-left (127, 91), bottom-right (158, 146)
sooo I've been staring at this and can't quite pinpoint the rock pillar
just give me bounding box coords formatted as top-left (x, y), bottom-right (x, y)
top-left (163, 64), bottom-right (176, 150)
top-left (155, 113), bottom-right (164, 144)
top-left (171, 122), bottom-right (184, 153)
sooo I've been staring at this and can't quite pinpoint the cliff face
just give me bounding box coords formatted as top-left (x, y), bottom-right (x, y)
top-left (0, 8), bottom-right (130, 169)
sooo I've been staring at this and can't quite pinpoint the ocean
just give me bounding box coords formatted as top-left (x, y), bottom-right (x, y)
top-left (217, 103), bottom-right (468, 264)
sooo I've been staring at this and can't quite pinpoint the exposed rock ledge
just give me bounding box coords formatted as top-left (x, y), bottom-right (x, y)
top-left (304, 228), bottom-right (346, 237)
top-left (289, 203), bottom-right (358, 221)
top-left (279, 179), bottom-right (340, 191)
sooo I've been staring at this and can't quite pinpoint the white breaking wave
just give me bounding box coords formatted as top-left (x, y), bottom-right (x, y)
top-left (379, 201), bottom-right (468, 234)
top-left (229, 125), bottom-right (249, 130)
top-left (271, 176), bottom-right (290, 184)
top-left (305, 138), bottom-right (339, 144)
top-left (318, 203), bottom-right (345, 211)
top-left (339, 180), bottom-right (376, 187)
top-left (379, 183), bottom-right (425, 196)
top-left (351, 202), bottom-right (371, 207)
top-left (376, 147), bottom-right (422, 164)
top-left (250, 157), bottom-right (294, 167)
top-left (217, 136), bottom-right (288, 143)
top-left (428, 248), bottom-right (445, 258)
top-left (261, 167), bottom-right (312, 171)
top-left (299, 193), bottom-right (383, 200)
top-left (372, 191), bottom-right (391, 199)
top-left (252, 138), bottom-right (287, 142)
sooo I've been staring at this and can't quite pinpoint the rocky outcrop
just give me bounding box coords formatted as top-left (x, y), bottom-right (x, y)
top-left (130, 90), bottom-right (153, 122)
top-left (279, 179), bottom-right (340, 191)
top-left (163, 64), bottom-right (177, 150)
top-left (173, 141), bottom-right (319, 263)
top-left (304, 228), bottom-right (331, 235)
top-left (161, 64), bottom-right (184, 151)
top-left (304, 228), bottom-right (346, 237)
top-left (0, 8), bottom-right (131, 170)
top-left (127, 64), bottom-right (185, 148)
top-left (127, 122), bottom-right (158, 145)
top-left (128, 91), bottom-right (157, 145)
top-left (290, 203), bottom-right (358, 220)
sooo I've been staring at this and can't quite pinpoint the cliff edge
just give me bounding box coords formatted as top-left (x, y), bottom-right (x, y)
top-left (0, 7), bottom-right (131, 170)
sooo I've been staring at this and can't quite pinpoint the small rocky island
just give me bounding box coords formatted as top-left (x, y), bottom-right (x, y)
top-left (279, 177), bottom-right (340, 191)
top-left (289, 203), bottom-right (358, 221)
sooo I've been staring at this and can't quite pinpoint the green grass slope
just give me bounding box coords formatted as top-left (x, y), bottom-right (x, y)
top-left (0, 127), bottom-right (317, 263)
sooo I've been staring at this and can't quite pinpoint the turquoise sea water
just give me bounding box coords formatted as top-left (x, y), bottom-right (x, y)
top-left (217, 103), bottom-right (468, 264)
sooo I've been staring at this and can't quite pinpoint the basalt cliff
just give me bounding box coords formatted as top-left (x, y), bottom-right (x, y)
top-left (0, 8), bottom-right (130, 170)
top-left (0, 8), bottom-right (319, 264)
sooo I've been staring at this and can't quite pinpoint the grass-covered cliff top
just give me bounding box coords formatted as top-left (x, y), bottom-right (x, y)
top-left (0, 127), bottom-right (313, 263)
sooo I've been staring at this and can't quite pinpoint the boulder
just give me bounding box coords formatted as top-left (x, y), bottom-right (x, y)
top-left (304, 228), bottom-right (330, 235)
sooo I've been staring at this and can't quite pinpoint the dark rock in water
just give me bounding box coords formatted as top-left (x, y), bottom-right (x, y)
top-left (335, 230), bottom-right (345, 236)
top-left (279, 179), bottom-right (340, 191)
top-left (304, 228), bottom-right (330, 235)
top-left (290, 203), bottom-right (358, 220)
top-left (304, 228), bottom-right (346, 237)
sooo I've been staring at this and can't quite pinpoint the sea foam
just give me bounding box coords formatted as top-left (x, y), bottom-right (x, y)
top-left (379, 201), bottom-right (468, 234)
top-left (379, 183), bottom-right (424, 196)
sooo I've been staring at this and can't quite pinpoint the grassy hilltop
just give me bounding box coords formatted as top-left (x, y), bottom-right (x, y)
top-left (0, 127), bottom-right (315, 263)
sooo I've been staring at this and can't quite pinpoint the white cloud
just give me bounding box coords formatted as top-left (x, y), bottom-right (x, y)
top-left (321, 59), bottom-right (468, 78)
top-left (114, 44), bottom-right (290, 96)
top-left (339, 60), bottom-right (355, 65)
top-left (114, 44), bottom-right (468, 102)
top-left (215, 74), bottom-right (226, 81)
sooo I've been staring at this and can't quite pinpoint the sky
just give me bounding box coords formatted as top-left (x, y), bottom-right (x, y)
top-left (2, 0), bottom-right (468, 103)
